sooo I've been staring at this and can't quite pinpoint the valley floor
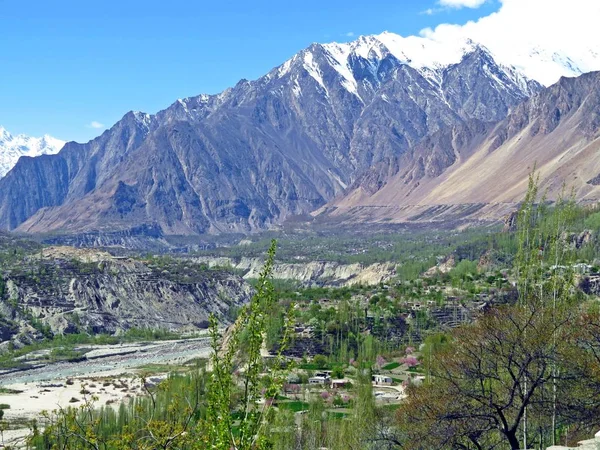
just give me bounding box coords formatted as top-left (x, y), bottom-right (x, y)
top-left (0, 337), bottom-right (212, 446)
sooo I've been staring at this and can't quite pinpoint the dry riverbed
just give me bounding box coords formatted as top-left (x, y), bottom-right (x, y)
top-left (0, 337), bottom-right (212, 446)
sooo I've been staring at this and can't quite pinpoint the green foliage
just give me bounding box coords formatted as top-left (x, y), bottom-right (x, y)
top-left (48, 346), bottom-right (85, 362)
top-left (191, 225), bottom-right (505, 273)
top-left (583, 211), bottom-right (600, 232)
top-left (397, 259), bottom-right (435, 281)
top-left (312, 354), bottom-right (329, 369)
top-left (204, 239), bottom-right (294, 449)
top-left (396, 173), bottom-right (598, 450)
top-left (277, 400), bottom-right (309, 412)
top-left (0, 388), bottom-right (22, 394)
top-left (331, 365), bottom-right (345, 379)
top-left (449, 259), bottom-right (478, 281)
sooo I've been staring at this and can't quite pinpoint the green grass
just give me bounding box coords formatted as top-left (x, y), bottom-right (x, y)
top-left (277, 401), bottom-right (309, 412)
top-left (327, 411), bottom-right (350, 419)
top-left (382, 362), bottom-right (400, 371)
top-left (381, 404), bottom-right (402, 412)
top-left (299, 363), bottom-right (330, 370)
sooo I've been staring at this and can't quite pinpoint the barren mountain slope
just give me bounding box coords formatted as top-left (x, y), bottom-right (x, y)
top-left (321, 71), bottom-right (600, 224)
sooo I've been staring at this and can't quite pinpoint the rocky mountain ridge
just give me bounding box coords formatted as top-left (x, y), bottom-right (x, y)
top-left (0, 34), bottom-right (544, 236)
top-left (322, 70), bottom-right (600, 225)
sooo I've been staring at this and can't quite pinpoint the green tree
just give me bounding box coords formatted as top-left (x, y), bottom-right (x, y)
top-left (203, 240), bottom-right (294, 450)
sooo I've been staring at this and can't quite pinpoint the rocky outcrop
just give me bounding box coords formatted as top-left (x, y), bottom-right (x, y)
top-left (503, 211), bottom-right (519, 232)
top-left (191, 256), bottom-right (396, 287)
top-left (571, 230), bottom-right (593, 249)
top-left (423, 255), bottom-right (456, 277)
top-left (0, 247), bottom-right (253, 340)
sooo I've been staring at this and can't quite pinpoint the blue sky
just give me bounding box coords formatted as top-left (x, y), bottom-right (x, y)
top-left (0, 0), bottom-right (500, 142)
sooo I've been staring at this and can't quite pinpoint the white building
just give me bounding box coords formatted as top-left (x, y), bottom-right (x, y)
top-left (372, 374), bottom-right (393, 386)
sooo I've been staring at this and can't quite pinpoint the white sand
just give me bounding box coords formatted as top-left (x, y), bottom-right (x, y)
top-left (2, 377), bottom-right (143, 421)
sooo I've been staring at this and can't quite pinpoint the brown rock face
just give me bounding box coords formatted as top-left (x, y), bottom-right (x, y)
top-left (1, 248), bottom-right (253, 337)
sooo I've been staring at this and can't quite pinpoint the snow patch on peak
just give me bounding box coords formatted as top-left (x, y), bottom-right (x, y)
top-left (303, 52), bottom-right (328, 95)
top-left (320, 43), bottom-right (361, 99)
top-left (131, 111), bottom-right (153, 129)
top-left (277, 56), bottom-right (296, 78)
top-left (292, 77), bottom-right (302, 98)
top-left (352, 35), bottom-right (386, 60)
top-left (322, 35), bottom-right (386, 62)
top-left (319, 32), bottom-right (544, 94)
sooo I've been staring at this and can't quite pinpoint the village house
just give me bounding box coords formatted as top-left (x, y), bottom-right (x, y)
top-left (372, 374), bottom-right (393, 386)
top-left (330, 378), bottom-right (351, 389)
top-left (309, 372), bottom-right (331, 384)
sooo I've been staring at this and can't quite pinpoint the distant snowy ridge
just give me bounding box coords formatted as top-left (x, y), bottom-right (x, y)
top-left (0, 126), bottom-right (65, 178)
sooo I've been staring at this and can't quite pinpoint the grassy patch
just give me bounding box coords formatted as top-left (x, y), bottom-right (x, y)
top-left (382, 362), bottom-right (400, 371)
top-left (299, 363), bottom-right (331, 370)
top-left (381, 404), bottom-right (402, 412)
top-left (277, 401), bottom-right (309, 412)
top-left (327, 411), bottom-right (350, 419)
top-left (48, 347), bottom-right (86, 362)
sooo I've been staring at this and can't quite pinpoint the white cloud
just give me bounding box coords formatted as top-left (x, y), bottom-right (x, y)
top-left (419, 0), bottom-right (600, 85)
top-left (438, 0), bottom-right (487, 8)
top-left (88, 121), bottom-right (104, 129)
top-left (421, 0), bottom-right (485, 16)
top-left (344, 32), bottom-right (355, 37)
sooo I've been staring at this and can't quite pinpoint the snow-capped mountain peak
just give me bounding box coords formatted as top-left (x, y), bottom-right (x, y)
top-left (277, 31), bottom-right (600, 93)
top-left (278, 31), bottom-right (535, 103)
top-left (0, 127), bottom-right (65, 178)
top-left (373, 32), bottom-right (477, 70)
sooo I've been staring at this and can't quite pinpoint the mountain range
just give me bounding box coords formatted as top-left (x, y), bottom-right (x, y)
top-left (0, 127), bottom-right (64, 178)
top-left (0, 32), bottom-right (599, 237)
